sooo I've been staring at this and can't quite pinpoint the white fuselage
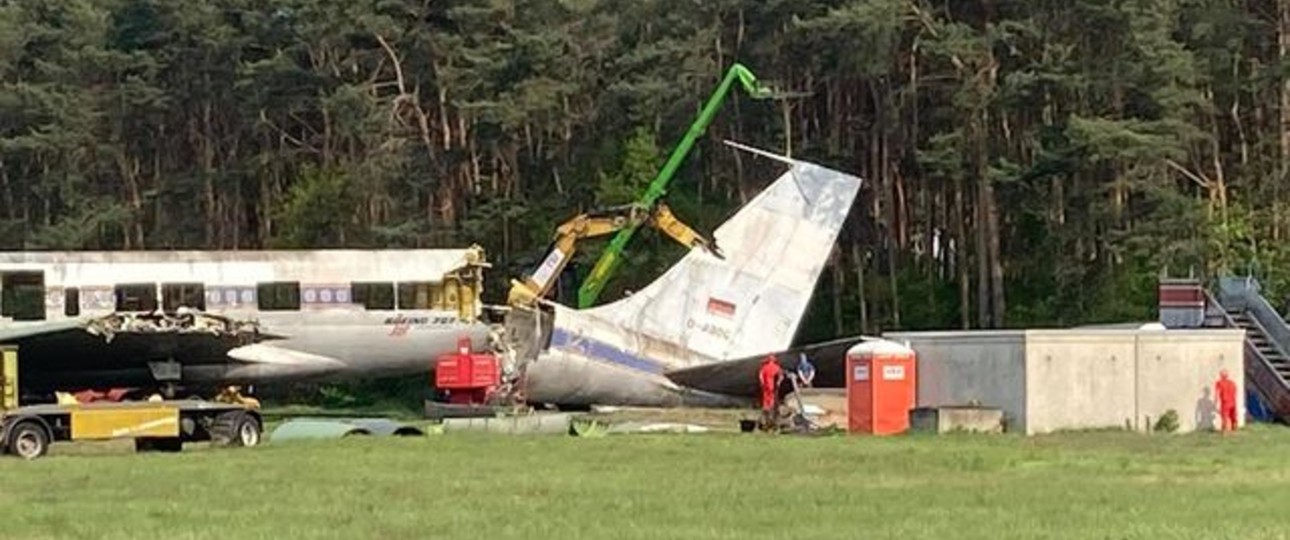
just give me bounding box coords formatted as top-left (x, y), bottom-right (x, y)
top-left (519, 307), bottom-right (751, 408)
top-left (242, 310), bottom-right (489, 380)
top-left (0, 249), bottom-right (490, 390)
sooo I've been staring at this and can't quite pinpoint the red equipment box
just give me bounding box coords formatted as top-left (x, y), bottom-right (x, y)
top-left (434, 337), bottom-right (499, 404)
top-left (435, 356), bottom-right (499, 389)
top-left (846, 340), bottom-right (917, 435)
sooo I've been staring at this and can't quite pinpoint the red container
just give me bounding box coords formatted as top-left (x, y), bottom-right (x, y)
top-left (435, 356), bottom-right (499, 389)
top-left (846, 340), bottom-right (917, 435)
top-left (434, 336), bottom-right (499, 390)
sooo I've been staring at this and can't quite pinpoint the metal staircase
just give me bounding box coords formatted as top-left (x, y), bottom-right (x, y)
top-left (1227, 312), bottom-right (1290, 380)
top-left (1206, 278), bottom-right (1290, 422)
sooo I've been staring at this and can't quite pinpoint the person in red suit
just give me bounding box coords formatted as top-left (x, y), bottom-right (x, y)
top-left (1215, 369), bottom-right (1238, 433)
top-left (758, 355), bottom-right (783, 432)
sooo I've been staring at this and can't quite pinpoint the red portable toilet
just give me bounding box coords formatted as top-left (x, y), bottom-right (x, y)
top-left (846, 340), bottom-right (917, 435)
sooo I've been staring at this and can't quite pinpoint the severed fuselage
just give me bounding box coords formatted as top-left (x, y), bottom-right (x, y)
top-left (0, 249), bottom-right (491, 399)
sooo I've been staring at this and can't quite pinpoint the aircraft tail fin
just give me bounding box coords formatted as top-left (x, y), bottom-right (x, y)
top-left (579, 146), bottom-right (862, 362)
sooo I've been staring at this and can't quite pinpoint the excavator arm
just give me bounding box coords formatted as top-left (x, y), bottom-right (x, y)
top-left (507, 204), bottom-right (720, 307)
top-left (648, 204), bottom-right (722, 256)
top-left (576, 63), bottom-right (778, 309)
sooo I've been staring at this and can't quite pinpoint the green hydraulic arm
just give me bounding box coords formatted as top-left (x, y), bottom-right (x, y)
top-left (575, 63), bottom-right (776, 309)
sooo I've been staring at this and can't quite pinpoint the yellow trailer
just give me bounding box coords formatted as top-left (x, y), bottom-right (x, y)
top-left (2, 346), bottom-right (16, 410)
top-left (0, 346), bottom-right (262, 460)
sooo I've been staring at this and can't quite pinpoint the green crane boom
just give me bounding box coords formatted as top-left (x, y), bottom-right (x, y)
top-left (576, 63), bottom-right (775, 308)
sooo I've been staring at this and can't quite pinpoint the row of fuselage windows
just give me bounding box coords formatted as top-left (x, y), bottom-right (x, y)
top-left (1, 280), bottom-right (457, 320)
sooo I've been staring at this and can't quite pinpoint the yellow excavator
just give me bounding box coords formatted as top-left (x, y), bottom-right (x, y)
top-left (506, 202), bottom-right (722, 308)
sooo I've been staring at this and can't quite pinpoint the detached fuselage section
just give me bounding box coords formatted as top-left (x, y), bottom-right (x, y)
top-left (0, 248), bottom-right (491, 398)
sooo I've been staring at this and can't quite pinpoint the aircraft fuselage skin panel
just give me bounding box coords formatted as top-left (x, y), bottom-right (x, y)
top-left (7, 311), bottom-right (489, 394)
top-left (524, 344), bottom-right (751, 409)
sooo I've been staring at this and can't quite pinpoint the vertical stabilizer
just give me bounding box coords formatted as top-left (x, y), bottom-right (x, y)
top-left (578, 148), bottom-right (862, 362)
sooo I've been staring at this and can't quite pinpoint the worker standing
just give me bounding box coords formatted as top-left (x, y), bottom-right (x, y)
top-left (1215, 369), bottom-right (1238, 433)
top-left (796, 353), bottom-right (816, 388)
top-left (758, 355), bottom-right (783, 432)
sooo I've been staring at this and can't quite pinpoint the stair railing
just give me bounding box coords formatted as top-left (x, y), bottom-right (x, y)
top-left (1205, 288), bottom-right (1290, 421)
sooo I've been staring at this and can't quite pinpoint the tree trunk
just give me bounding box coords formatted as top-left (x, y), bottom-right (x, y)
top-left (197, 104), bottom-right (217, 248)
top-left (1280, 0), bottom-right (1290, 239)
top-left (0, 158), bottom-right (12, 221)
top-left (118, 155), bottom-right (145, 249)
top-left (975, 192), bottom-right (990, 329)
top-left (875, 87), bottom-right (901, 329)
top-left (853, 242), bottom-right (869, 334)
top-left (986, 170), bottom-right (1005, 327)
top-left (832, 254), bottom-right (844, 335)
top-left (955, 171), bottom-right (971, 329)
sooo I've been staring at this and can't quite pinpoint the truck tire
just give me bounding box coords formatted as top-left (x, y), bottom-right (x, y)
top-left (6, 421), bottom-right (50, 460)
top-left (211, 411), bottom-right (261, 448)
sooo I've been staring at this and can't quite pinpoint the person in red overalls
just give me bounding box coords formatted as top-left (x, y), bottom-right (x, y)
top-left (1215, 369), bottom-right (1238, 433)
top-left (758, 355), bottom-right (784, 432)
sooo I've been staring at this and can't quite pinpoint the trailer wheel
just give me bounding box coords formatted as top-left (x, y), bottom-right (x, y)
top-left (6, 421), bottom-right (50, 460)
top-left (211, 412), bottom-right (261, 448)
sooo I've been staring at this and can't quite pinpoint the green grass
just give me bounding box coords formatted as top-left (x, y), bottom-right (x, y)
top-left (2, 427), bottom-right (1289, 539)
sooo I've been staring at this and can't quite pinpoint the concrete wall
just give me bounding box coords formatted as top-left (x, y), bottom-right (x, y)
top-left (884, 332), bottom-right (1027, 432)
top-left (885, 328), bottom-right (1245, 435)
top-left (1024, 331), bottom-right (1138, 434)
top-left (1134, 330), bottom-right (1244, 433)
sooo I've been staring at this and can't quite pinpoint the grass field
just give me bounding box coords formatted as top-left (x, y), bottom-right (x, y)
top-left (2, 426), bottom-right (1288, 540)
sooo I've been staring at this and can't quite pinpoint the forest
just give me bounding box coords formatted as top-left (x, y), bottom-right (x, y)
top-left (4, 0), bottom-right (1290, 342)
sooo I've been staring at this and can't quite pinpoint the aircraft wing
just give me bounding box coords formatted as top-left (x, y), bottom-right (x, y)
top-left (1, 314), bottom-right (293, 393)
top-left (662, 336), bottom-right (870, 397)
top-left (0, 320), bottom-right (88, 343)
top-left (224, 343), bottom-right (347, 380)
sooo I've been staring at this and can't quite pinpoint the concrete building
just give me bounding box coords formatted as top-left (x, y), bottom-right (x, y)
top-left (884, 328), bottom-right (1245, 435)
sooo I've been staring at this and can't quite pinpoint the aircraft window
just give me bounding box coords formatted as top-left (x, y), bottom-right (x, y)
top-left (0, 271), bottom-right (46, 321)
top-left (257, 282), bottom-right (300, 311)
top-left (115, 283), bottom-right (158, 312)
top-left (163, 283), bottom-right (206, 312)
top-left (64, 288), bottom-right (80, 317)
top-left (397, 282), bottom-right (436, 310)
top-left (352, 282), bottom-right (395, 310)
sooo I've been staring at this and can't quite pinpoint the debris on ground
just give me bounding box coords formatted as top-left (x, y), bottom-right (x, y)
top-left (270, 418), bottom-right (426, 442)
top-left (441, 412), bottom-right (576, 436)
top-left (568, 419), bottom-right (713, 437)
top-left (606, 422), bottom-right (711, 434)
top-left (743, 388), bottom-right (850, 435)
top-left (85, 308), bottom-right (262, 343)
top-left (792, 389), bottom-right (847, 429)
top-left (579, 406), bottom-right (748, 429)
